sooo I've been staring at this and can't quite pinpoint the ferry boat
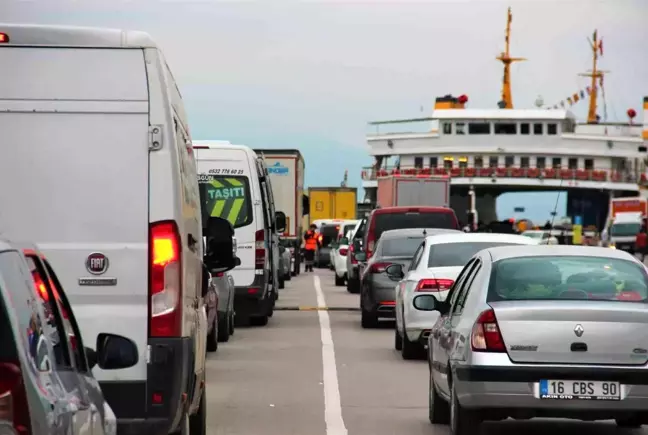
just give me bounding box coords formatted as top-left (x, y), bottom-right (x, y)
top-left (360, 7), bottom-right (648, 231)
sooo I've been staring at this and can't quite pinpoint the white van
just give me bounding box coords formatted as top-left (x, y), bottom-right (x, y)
top-left (0, 24), bottom-right (210, 434)
top-left (193, 141), bottom-right (286, 326)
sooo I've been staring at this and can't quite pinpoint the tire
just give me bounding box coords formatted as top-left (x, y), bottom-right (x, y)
top-left (285, 272), bottom-right (291, 281)
top-left (206, 318), bottom-right (218, 352)
top-left (429, 370), bottom-right (450, 424)
top-left (401, 331), bottom-right (422, 360)
top-left (217, 314), bottom-right (230, 342)
top-left (335, 274), bottom-right (345, 286)
top-left (279, 276), bottom-right (285, 289)
top-left (394, 328), bottom-right (403, 351)
top-left (346, 277), bottom-right (360, 294)
top-left (449, 383), bottom-right (481, 435)
top-left (189, 386), bottom-right (207, 435)
top-left (250, 315), bottom-right (269, 326)
top-left (615, 416), bottom-right (642, 428)
top-left (229, 312), bottom-right (235, 336)
top-left (361, 309), bottom-right (378, 329)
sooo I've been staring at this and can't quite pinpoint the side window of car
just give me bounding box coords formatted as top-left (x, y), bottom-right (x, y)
top-left (447, 258), bottom-right (477, 307)
top-left (0, 251), bottom-right (53, 372)
top-left (409, 243), bottom-right (425, 271)
top-left (24, 255), bottom-right (74, 369)
top-left (43, 259), bottom-right (89, 373)
top-left (452, 261), bottom-right (482, 316)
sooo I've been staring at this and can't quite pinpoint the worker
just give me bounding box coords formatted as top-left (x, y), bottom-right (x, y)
top-left (635, 226), bottom-right (647, 263)
top-left (303, 224), bottom-right (319, 272)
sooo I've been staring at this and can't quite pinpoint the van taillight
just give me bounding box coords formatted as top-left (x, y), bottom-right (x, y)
top-left (0, 362), bottom-right (30, 434)
top-left (149, 221), bottom-right (182, 337)
top-left (255, 230), bottom-right (265, 269)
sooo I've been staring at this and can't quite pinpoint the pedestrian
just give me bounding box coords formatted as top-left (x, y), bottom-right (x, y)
top-left (635, 226), bottom-right (647, 262)
top-left (303, 224), bottom-right (319, 272)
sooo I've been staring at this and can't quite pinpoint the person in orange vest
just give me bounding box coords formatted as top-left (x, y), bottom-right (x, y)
top-left (635, 225), bottom-right (647, 263)
top-left (303, 224), bottom-right (319, 272)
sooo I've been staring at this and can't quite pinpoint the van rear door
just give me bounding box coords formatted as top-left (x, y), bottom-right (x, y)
top-left (0, 47), bottom-right (150, 381)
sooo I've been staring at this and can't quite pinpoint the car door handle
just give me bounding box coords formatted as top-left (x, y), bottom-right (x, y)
top-left (188, 234), bottom-right (198, 251)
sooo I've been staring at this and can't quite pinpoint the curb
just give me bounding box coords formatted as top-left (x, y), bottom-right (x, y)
top-left (274, 306), bottom-right (361, 312)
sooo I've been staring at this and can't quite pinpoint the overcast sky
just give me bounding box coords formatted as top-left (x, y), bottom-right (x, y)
top-left (4, 0), bottom-right (647, 221)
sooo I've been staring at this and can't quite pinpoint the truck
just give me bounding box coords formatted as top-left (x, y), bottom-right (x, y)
top-left (376, 175), bottom-right (450, 208)
top-left (255, 149), bottom-right (305, 276)
top-left (308, 187), bottom-right (357, 223)
top-left (607, 197), bottom-right (648, 252)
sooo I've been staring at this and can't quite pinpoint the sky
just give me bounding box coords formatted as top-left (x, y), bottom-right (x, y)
top-left (4, 0), bottom-right (647, 222)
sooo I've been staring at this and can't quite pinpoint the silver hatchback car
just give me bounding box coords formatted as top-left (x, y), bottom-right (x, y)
top-left (422, 245), bottom-right (648, 434)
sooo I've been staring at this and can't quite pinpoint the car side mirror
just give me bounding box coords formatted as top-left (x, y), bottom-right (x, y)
top-left (412, 294), bottom-right (439, 311)
top-left (355, 252), bottom-right (366, 262)
top-left (204, 217), bottom-right (237, 273)
top-left (385, 264), bottom-right (404, 280)
top-left (275, 211), bottom-right (286, 233)
top-left (89, 333), bottom-right (139, 370)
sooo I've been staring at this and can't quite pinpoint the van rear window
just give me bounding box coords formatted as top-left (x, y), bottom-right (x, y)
top-left (199, 175), bottom-right (252, 229)
top-left (374, 211), bottom-right (456, 240)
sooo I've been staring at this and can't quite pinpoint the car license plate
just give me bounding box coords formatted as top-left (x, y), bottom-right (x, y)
top-left (539, 380), bottom-right (621, 400)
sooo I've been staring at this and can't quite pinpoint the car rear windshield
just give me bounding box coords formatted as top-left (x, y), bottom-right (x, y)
top-left (320, 225), bottom-right (339, 246)
top-left (428, 242), bottom-right (522, 268)
top-left (488, 256), bottom-right (648, 302)
top-left (382, 236), bottom-right (425, 257)
top-left (199, 175), bottom-right (252, 229)
top-left (610, 223), bottom-right (641, 237)
top-left (374, 211), bottom-right (456, 240)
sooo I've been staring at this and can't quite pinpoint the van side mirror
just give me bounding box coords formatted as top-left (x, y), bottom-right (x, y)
top-left (87, 333), bottom-right (139, 370)
top-left (275, 211), bottom-right (286, 233)
top-left (204, 217), bottom-right (237, 273)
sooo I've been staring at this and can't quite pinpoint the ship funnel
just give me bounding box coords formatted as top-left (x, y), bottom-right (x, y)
top-left (434, 94), bottom-right (467, 110)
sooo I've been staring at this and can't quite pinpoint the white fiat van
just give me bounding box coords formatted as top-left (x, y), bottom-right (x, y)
top-left (0, 24), bottom-right (208, 434)
top-left (193, 141), bottom-right (286, 326)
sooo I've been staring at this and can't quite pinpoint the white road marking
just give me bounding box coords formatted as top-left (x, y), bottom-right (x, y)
top-left (314, 275), bottom-right (348, 435)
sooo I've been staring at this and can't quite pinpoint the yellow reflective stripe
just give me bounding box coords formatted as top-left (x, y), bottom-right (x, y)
top-left (211, 200), bottom-right (226, 217)
top-left (226, 178), bottom-right (242, 186)
top-left (210, 180), bottom-right (223, 188)
top-left (227, 198), bottom-right (244, 225)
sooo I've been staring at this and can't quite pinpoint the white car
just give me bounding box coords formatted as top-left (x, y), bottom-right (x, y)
top-left (331, 230), bottom-right (352, 286)
top-left (387, 233), bottom-right (537, 360)
top-left (521, 230), bottom-right (559, 245)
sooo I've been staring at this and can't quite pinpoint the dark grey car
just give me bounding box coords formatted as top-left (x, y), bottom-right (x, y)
top-left (315, 224), bottom-right (339, 268)
top-left (357, 228), bottom-right (460, 328)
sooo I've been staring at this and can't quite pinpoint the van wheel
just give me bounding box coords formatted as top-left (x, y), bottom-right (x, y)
top-left (250, 315), bottom-right (269, 326)
top-left (189, 386), bottom-right (207, 435)
top-left (217, 315), bottom-right (230, 342)
top-left (206, 318), bottom-right (218, 352)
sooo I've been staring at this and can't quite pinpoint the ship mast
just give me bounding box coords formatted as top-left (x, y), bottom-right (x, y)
top-left (579, 30), bottom-right (605, 124)
top-left (496, 7), bottom-right (526, 109)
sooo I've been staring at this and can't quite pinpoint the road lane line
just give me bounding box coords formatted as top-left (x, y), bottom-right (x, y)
top-left (314, 275), bottom-right (348, 435)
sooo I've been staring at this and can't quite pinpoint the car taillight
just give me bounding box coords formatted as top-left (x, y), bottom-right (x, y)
top-left (149, 221), bottom-right (182, 337)
top-left (415, 279), bottom-right (454, 292)
top-left (471, 309), bottom-right (506, 352)
top-left (366, 239), bottom-right (375, 259)
top-left (339, 248), bottom-right (348, 256)
top-left (370, 262), bottom-right (391, 273)
top-left (255, 230), bottom-right (265, 269)
top-left (0, 362), bottom-right (30, 434)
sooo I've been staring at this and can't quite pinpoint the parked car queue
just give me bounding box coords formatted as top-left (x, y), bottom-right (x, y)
top-left (0, 24), bottom-right (293, 435)
top-left (331, 204), bottom-right (648, 434)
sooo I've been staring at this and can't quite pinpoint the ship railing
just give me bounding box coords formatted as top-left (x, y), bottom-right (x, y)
top-left (360, 166), bottom-right (645, 184)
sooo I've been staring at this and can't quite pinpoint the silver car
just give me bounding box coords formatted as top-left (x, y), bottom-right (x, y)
top-left (422, 245), bottom-right (648, 434)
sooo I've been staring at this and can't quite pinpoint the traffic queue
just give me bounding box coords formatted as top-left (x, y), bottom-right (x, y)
top-left (324, 205), bottom-right (648, 434)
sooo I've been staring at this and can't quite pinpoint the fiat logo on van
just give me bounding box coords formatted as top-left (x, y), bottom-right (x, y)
top-left (86, 252), bottom-right (109, 275)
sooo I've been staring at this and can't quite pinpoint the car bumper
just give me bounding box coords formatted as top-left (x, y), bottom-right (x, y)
top-left (367, 286), bottom-right (396, 318)
top-left (453, 355), bottom-right (648, 418)
top-left (234, 275), bottom-right (270, 317)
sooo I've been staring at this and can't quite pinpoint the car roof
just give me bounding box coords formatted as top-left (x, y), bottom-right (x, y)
top-left (424, 232), bottom-right (537, 245)
top-left (372, 206), bottom-right (454, 215)
top-left (381, 228), bottom-right (459, 240)
top-left (485, 244), bottom-right (637, 262)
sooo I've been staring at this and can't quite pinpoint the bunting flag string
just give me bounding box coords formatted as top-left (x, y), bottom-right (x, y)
top-left (545, 82), bottom-right (601, 110)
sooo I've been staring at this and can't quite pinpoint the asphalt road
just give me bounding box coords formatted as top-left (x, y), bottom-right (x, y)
top-left (204, 268), bottom-right (647, 435)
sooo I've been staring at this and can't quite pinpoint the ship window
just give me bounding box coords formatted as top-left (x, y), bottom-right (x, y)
top-left (494, 122), bottom-right (517, 135)
top-left (584, 158), bottom-right (594, 170)
top-left (442, 123), bottom-right (452, 134)
top-left (489, 156), bottom-right (499, 168)
top-left (458, 157), bottom-right (468, 169)
top-left (414, 157), bottom-right (423, 169)
top-left (536, 157), bottom-right (546, 169)
top-left (547, 123), bottom-right (558, 135)
top-left (456, 123), bottom-right (466, 135)
top-left (520, 123), bottom-right (530, 135)
top-left (520, 157), bottom-right (530, 168)
top-left (568, 158), bottom-right (578, 170)
top-left (533, 123), bottom-right (543, 135)
top-left (468, 122), bottom-right (490, 135)
top-left (429, 157), bottom-right (438, 168)
top-left (444, 159), bottom-right (453, 169)
top-left (474, 156), bottom-right (483, 168)
top-left (552, 157), bottom-right (562, 168)
top-left (505, 156), bottom-right (514, 168)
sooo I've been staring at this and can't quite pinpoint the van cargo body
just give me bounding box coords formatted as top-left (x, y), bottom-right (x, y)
top-left (377, 176), bottom-right (450, 208)
top-left (309, 187), bottom-right (357, 223)
top-left (610, 197), bottom-right (648, 218)
top-left (0, 24), bottom-right (206, 434)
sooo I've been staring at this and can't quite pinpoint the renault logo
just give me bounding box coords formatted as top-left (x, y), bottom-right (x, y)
top-left (574, 324), bottom-right (584, 337)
